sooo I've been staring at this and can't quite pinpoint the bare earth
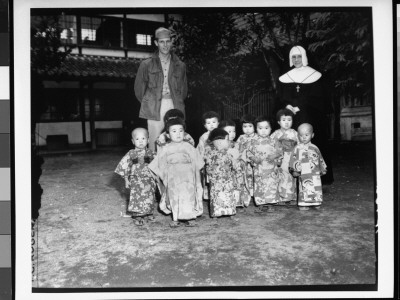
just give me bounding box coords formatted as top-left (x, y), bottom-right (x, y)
top-left (33, 141), bottom-right (376, 288)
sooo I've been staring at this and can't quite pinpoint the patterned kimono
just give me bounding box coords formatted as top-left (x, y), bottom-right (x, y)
top-left (236, 133), bottom-right (256, 206)
top-left (289, 142), bottom-right (327, 207)
top-left (246, 135), bottom-right (282, 205)
top-left (155, 131), bottom-right (195, 195)
top-left (204, 145), bottom-right (237, 217)
top-left (114, 148), bottom-right (156, 216)
top-left (197, 131), bottom-right (211, 200)
top-left (156, 132), bottom-right (195, 150)
top-left (228, 141), bottom-right (242, 206)
top-left (149, 142), bottom-right (204, 221)
top-left (270, 128), bottom-right (299, 203)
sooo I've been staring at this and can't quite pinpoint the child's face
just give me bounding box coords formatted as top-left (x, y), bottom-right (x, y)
top-left (132, 132), bottom-right (148, 149)
top-left (242, 123), bottom-right (254, 135)
top-left (278, 115), bottom-right (293, 130)
top-left (256, 121), bottom-right (271, 138)
top-left (298, 128), bottom-right (314, 144)
top-left (213, 136), bottom-right (230, 151)
top-left (204, 117), bottom-right (219, 132)
top-left (168, 124), bottom-right (185, 143)
top-left (223, 126), bottom-right (236, 141)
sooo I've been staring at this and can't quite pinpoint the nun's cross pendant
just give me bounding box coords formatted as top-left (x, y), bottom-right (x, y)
top-left (296, 85), bottom-right (300, 92)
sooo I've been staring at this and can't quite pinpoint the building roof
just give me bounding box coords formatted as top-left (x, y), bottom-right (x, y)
top-left (33, 54), bottom-right (143, 80)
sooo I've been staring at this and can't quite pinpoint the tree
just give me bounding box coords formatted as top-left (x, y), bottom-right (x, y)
top-left (169, 13), bottom-right (267, 123)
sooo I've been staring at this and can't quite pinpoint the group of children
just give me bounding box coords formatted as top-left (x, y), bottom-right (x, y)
top-left (115, 108), bottom-right (327, 227)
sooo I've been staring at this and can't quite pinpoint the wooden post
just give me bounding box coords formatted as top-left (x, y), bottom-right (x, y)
top-left (79, 82), bottom-right (86, 145)
top-left (88, 82), bottom-right (96, 150)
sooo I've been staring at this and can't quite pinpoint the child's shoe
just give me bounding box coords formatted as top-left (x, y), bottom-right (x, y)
top-left (169, 221), bottom-right (181, 228)
top-left (133, 217), bottom-right (144, 226)
top-left (229, 215), bottom-right (239, 221)
top-left (298, 206), bottom-right (310, 211)
top-left (264, 205), bottom-right (276, 212)
top-left (254, 206), bottom-right (265, 214)
top-left (185, 220), bottom-right (198, 227)
top-left (146, 215), bottom-right (156, 223)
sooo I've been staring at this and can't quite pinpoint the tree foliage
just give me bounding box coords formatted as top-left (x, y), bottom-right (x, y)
top-left (170, 13), bottom-right (267, 116)
top-left (31, 15), bottom-right (74, 72)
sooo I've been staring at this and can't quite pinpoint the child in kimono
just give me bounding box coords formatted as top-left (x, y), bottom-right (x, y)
top-left (114, 128), bottom-right (157, 226)
top-left (197, 111), bottom-right (220, 200)
top-left (236, 114), bottom-right (257, 208)
top-left (219, 120), bottom-right (241, 206)
top-left (156, 108), bottom-right (195, 150)
top-left (204, 128), bottom-right (238, 221)
top-left (270, 109), bottom-right (299, 206)
top-left (246, 116), bottom-right (282, 213)
top-left (149, 117), bottom-right (204, 227)
top-left (289, 123), bottom-right (327, 210)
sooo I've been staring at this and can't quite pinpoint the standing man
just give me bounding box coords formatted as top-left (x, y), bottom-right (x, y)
top-left (134, 27), bottom-right (188, 151)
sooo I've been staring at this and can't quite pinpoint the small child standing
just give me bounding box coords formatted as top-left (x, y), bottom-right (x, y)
top-left (197, 111), bottom-right (220, 200)
top-left (156, 108), bottom-right (195, 150)
top-left (115, 128), bottom-right (157, 226)
top-left (246, 116), bottom-right (282, 213)
top-left (289, 123), bottom-right (327, 210)
top-left (236, 114), bottom-right (257, 208)
top-left (197, 111), bottom-right (220, 157)
top-left (149, 117), bottom-right (204, 227)
top-left (219, 120), bottom-right (241, 206)
top-left (204, 128), bottom-right (238, 221)
top-left (270, 109), bottom-right (299, 206)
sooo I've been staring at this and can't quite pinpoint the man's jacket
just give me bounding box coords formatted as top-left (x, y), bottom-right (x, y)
top-left (134, 52), bottom-right (188, 121)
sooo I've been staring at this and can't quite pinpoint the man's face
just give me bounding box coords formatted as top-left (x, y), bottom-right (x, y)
top-left (155, 38), bottom-right (172, 55)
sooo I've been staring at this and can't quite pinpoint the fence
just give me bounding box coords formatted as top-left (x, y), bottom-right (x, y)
top-left (207, 91), bottom-right (276, 121)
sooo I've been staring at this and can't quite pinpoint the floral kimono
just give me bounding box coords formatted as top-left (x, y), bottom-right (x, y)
top-left (197, 131), bottom-right (211, 200)
top-left (289, 143), bottom-right (327, 207)
top-left (228, 141), bottom-right (242, 206)
top-left (204, 145), bottom-right (237, 217)
top-left (236, 133), bottom-right (256, 206)
top-left (149, 142), bottom-right (204, 221)
top-left (246, 135), bottom-right (282, 205)
top-left (270, 128), bottom-right (299, 202)
top-left (114, 148), bottom-right (156, 216)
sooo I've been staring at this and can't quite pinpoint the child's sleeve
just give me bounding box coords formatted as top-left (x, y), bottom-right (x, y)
top-left (185, 133), bottom-right (196, 147)
top-left (148, 151), bottom-right (163, 181)
top-left (114, 151), bottom-right (131, 178)
top-left (317, 147), bottom-right (328, 175)
top-left (288, 147), bottom-right (301, 176)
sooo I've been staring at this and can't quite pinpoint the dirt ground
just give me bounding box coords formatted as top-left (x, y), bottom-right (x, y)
top-left (33, 141), bottom-right (376, 289)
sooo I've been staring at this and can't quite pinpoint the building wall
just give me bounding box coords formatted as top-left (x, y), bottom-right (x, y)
top-left (35, 121), bottom-right (123, 146)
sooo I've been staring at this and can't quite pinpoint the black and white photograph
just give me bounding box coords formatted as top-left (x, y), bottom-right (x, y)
top-left (14, 0), bottom-right (394, 299)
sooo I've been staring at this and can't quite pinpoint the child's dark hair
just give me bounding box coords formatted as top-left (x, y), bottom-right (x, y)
top-left (276, 108), bottom-right (294, 121)
top-left (202, 111), bottom-right (220, 124)
top-left (255, 115), bottom-right (272, 126)
top-left (165, 117), bottom-right (186, 132)
top-left (240, 114), bottom-right (255, 126)
top-left (218, 119), bottom-right (236, 129)
top-left (207, 128), bottom-right (228, 143)
top-left (164, 109), bottom-right (185, 123)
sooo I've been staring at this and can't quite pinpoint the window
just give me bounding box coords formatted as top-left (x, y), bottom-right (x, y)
top-left (81, 16), bottom-right (121, 47)
top-left (56, 14), bottom-right (163, 49)
top-left (136, 34), bottom-right (152, 46)
top-left (124, 19), bottom-right (162, 49)
top-left (59, 15), bottom-right (77, 44)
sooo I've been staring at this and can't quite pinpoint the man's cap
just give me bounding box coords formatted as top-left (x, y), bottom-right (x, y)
top-left (155, 27), bottom-right (172, 40)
